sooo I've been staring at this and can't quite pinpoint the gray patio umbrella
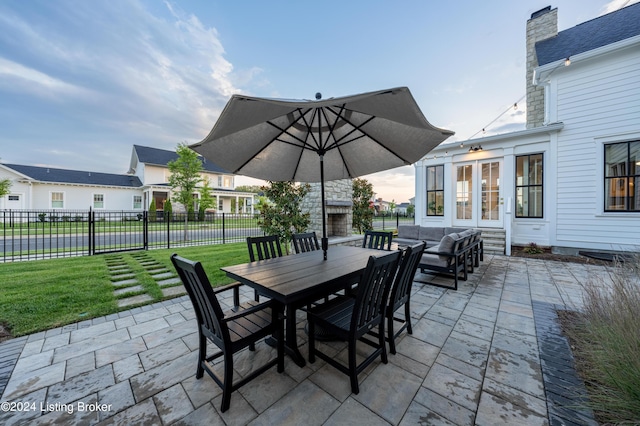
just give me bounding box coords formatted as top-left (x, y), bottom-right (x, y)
top-left (190, 86), bottom-right (454, 259)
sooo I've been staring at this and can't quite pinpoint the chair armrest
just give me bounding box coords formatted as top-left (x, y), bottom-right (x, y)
top-left (223, 299), bottom-right (280, 322)
top-left (213, 282), bottom-right (242, 307)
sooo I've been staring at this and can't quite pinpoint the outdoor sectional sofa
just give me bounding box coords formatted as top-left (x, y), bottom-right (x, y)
top-left (395, 225), bottom-right (483, 290)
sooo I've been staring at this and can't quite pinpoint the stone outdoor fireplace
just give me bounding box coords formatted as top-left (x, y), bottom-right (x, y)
top-left (301, 179), bottom-right (353, 238)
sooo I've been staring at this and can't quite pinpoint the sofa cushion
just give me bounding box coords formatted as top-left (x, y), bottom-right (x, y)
top-left (419, 227), bottom-right (445, 242)
top-left (445, 227), bottom-right (468, 235)
top-left (459, 229), bottom-right (474, 237)
top-left (425, 245), bottom-right (440, 254)
top-left (437, 234), bottom-right (457, 261)
top-left (397, 225), bottom-right (420, 240)
top-left (420, 253), bottom-right (448, 268)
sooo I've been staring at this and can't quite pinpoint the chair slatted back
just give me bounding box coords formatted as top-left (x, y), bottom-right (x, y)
top-left (362, 230), bottom-right (393, 251)
top-left (171, 254), bottom-right (227, 347)
top-left (292, 232), bottom-right (320, 254)
top-left (389, 242), bottom-right (425, 311)
top-left (247, 235), bottom-right (283, 261)
top-left (352, 251), bottom-right (401, 332)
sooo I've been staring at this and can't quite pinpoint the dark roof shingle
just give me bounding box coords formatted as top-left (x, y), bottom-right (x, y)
top-left (536, 2), bottom-right (640, 66)
top-left (4, 164), bottom-right (142, 187)
top-left (133, 145), bottom-right (229, 173)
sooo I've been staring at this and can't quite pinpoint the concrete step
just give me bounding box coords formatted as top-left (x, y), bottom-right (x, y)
top-left (477, 228), bottom-right (506, 255)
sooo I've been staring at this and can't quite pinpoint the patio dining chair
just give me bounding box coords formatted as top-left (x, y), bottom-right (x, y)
top-left (171, 254), bottom-right (284, 413)
top-left (307, 250), bottom-right (401, 394)
top-left (292, 231), bottom-right (320, 253)
top-left (362, 230), bottom-right (393, 250)
top-left (247, 235), bottom-right (284, 301)
top-left (385, 242), bottom-right (426, 354)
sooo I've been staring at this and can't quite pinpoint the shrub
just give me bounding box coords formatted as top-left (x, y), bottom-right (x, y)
top-left (562, 254), bottom-right (640, 424)
top-left (523, 242), bottom-right (544, 254)
top-left (149, 199), bottom-right (157, 222)
top-left (164, 199), bottom-right (173, 222)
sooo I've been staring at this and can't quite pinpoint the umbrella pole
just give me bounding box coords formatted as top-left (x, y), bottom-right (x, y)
top-left (320, 154), bottom-right (328, 260)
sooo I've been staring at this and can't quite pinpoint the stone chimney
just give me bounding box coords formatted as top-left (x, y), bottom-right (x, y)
top-left (526, 6), bottom-right (558, 128)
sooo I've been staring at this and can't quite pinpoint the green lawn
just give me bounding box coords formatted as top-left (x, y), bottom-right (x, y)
top-left (0, 243), bottom-right (250, 337)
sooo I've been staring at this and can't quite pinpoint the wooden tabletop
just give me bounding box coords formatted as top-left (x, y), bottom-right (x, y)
top-left (222, 246), bottom-right (384, 304)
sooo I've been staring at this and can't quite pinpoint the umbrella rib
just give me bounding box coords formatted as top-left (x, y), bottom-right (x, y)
top-left (230, 109), bottom-right (314, 176)
top-left (289, 108), bottom-right (319, 179)
top-left (265, 108), bottom-right (321, 152)
top-left (325, 106), bottom-right (413, 165)
top-left (264, 108), bottom-right (321, 181)
top-left (318, 105), bottom-right (357, 177)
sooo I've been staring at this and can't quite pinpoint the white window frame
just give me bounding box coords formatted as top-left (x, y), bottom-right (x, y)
top-left (133, 195), bottom-right (143, 209)
top-left (51, 191), bottom-right (65, 209)
top-left (93, 193), bottom-right (105, 209)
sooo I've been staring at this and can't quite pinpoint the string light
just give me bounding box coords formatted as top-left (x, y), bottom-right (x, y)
top-left (564, 57), bottom-right (571, 66)
top-left (467, 94), bottom-right (526, 140)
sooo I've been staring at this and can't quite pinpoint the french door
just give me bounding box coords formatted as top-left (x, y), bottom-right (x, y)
top-left (453, 160), bottom-right (503, 228)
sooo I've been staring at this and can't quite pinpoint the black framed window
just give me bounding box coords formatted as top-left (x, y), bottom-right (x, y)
top-left (426, 165), bottom-right (444, 216)
top-left (604, 141), bottom-right (640, 212)
top-left (516, 154), bottom-right (543, 218)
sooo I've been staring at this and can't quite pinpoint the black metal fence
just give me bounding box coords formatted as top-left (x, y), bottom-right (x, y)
top-left (1, 209), bottom-right (264, 262)
top-left (1, 209), bottom-right (414, 262)
top-left (372, 212), bottom-right (415, 230)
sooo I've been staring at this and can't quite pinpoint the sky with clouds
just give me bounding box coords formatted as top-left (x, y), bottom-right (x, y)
top-left (0, 0), bottom-right (636, 203)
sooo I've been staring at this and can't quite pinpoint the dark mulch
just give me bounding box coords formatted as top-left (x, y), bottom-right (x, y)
top-left (511, 247), bottom-right (610, 265)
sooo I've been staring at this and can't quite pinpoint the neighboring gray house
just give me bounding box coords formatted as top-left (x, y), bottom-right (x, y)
top-left (0, 145), bottom-right (255, 213)
top-left (415, 3), bottom-right (640, 254)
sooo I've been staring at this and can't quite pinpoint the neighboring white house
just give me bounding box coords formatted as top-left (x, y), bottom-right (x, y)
top-left (415, 4), bottom-right (640, 255)
top-left (128, 145), bottom-right (255, 214)
top-left (0, 145), bottom-right (255, 214)
top-left (396, 202), bottom-right (411, 215)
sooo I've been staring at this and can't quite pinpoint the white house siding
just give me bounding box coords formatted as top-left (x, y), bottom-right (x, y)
top-left (28, 184), bottom-right (143, 210)
top-left (550, 45), bottom-right (640, 252)
top-left (0, 168), bottom-right (29, 209)
top-left (415, 129), bottom-right (557, 247)
top-left (141, 165), bottom-right (167, 186)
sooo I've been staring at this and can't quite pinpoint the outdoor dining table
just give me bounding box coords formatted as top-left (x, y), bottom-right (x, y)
top-left (221, 245), bottom-right (383, 367)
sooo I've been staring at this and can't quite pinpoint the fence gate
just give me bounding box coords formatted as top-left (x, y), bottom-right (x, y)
top-left (90, 210), bottom-right (148, 255)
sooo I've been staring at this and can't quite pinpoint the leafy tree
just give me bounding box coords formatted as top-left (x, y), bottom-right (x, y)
top-left (199, 178), bottom-right (215, 209)
top-left (258, 181), bottom-right (311, 254)
top-left (352, 178), bottom-right (374, 233)
top-left (406, 204), bottom-right (415, 217)
top-left (149, 199), bottom-right (157, 222)
top-left (389, 199), bottom-right (396, 213)
top-left (235, 185), bottom-right (263, 195)
top-left (168, 143), bottom-right (202, 240)
top-left (199, 178), bottom-right (215, 221)
top-left (0, 178), bottom-right (10, 198)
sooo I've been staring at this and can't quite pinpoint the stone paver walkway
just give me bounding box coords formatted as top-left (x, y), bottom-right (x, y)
top-left (106, 253), bottom-right (185, 308)
top-left (0, 254), bottom-right (606, 425)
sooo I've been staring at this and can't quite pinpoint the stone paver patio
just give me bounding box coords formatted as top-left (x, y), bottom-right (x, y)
top-left (0, 254), bottom-right (605, 425)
